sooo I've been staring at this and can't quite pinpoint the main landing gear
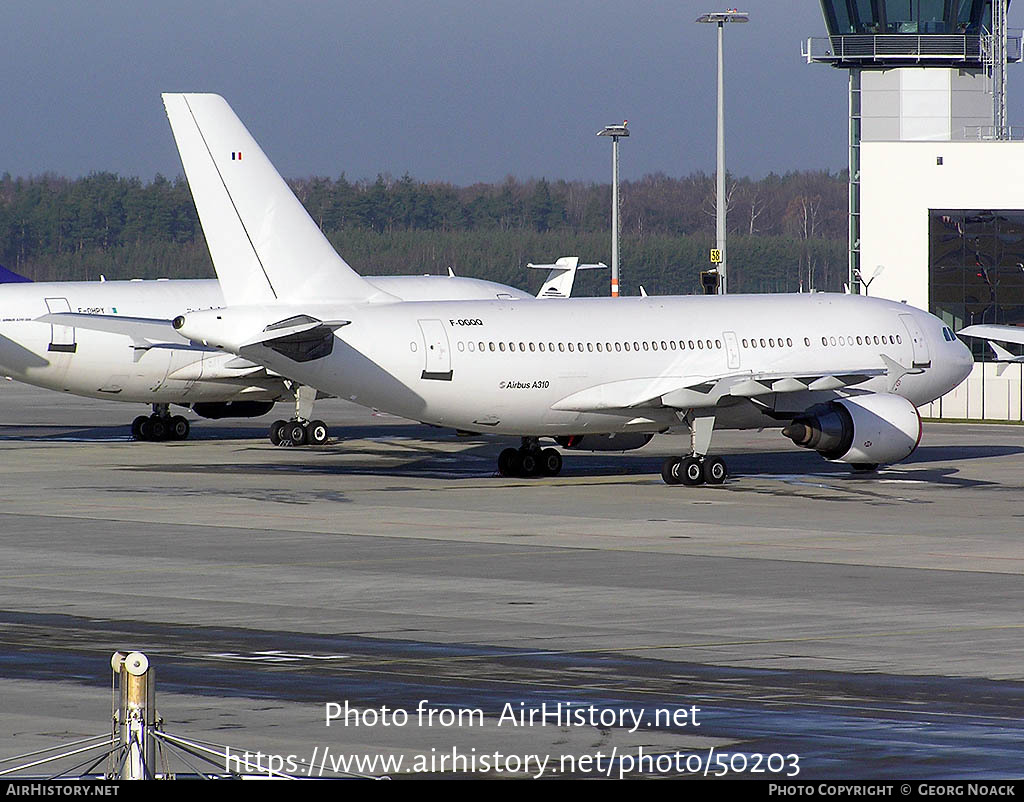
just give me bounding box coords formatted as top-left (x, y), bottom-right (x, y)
top-left (268, 383), bottom-right (329, 446)
top-left (269, 418), bottom-right (330, 446)
top-left (497, 438), bottom-right (563, 478)
top-left (661, 412), bottom-right (728, 486)
top-left (661, 454), bottom-right (727, 486)
top-left (131, 404), bottom-right (190, 442)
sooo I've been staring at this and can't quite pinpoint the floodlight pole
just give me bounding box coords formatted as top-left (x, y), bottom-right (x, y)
top-left (598, 123), bottom-right (629, 297)
top-left (697, 10), bottom-right (748, 295)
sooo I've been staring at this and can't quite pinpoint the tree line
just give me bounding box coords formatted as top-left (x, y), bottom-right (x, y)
top-left (0, 169), bottom-right (848, 294)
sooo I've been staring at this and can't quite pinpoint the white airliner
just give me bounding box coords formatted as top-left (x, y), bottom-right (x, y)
top-left (46, 94), bottom-right (975, 483)
top-left (0, 267), bottom-right (531, 444)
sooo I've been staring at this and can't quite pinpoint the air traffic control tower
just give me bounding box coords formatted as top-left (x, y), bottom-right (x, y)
top-left (805, 0), bottom-right (1022, 294)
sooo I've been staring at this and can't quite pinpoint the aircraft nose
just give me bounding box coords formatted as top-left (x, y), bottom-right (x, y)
top-left (954, 336), bottom-right (974, 383)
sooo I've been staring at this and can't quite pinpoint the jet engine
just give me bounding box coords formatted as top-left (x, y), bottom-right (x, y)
top-left (191, 401), bottom-right (276, 419)
top-left (554, 433), bottom-right (654, 452)
top-left (782, 393), bottom-right (922, 468)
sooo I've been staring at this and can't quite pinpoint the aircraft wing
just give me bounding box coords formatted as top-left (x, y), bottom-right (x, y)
top-left (550, 361), bottom-right (912, 413)
top-left (35, 312), bottom-right (190, 348)
top-left (958, 324), bottom-right (1024, 348)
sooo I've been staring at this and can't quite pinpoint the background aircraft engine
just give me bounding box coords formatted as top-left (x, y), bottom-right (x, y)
top-left (554, 433), bottom-right (654, 452)
top-left (191, 401), bottom-right (276, 419)
top-left (782, 393), bottom-right (922, 467)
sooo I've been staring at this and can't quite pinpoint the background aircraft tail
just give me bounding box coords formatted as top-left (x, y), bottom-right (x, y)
top-left (0, 264), bottom-right (32, 283)
top-left (162, 93), bottom-right (389, 306)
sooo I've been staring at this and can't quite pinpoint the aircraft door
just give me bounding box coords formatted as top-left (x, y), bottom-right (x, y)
top-left (899, 314), bottom-right (931, 368)
top-left (418, 319), bottom-right (453, 381)
top-left (44, 298), bottom-right (77, 353)
top-left (723, 331), bottom-right (741, 370)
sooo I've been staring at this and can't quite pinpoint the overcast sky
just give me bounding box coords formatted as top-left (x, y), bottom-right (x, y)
top-left (2, 1), bottom-right (1022, 184)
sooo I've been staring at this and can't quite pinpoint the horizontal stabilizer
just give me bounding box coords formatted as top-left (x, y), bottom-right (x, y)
top-left (35, 312), bottom-right (189, 348)
top-left (238, 317), bottom-right (350, 349)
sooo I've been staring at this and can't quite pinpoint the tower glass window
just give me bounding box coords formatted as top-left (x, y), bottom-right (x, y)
top-left (930, 209), bottom-right (1024, 356)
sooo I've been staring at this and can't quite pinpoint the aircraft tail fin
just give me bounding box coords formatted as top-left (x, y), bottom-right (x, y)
top-left (0, 264), bottom-right (32, 283)
top-left (162, 93), bottom-right (390, 306)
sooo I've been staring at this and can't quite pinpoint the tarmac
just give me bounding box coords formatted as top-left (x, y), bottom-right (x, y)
top-left (0, 379), bottom-right (1022, 779)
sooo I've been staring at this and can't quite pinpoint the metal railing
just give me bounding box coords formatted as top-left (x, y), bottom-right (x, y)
top-left (962, 125), bottom-right (1024, 140)
top-left (803, 32), bottom-right (1022, 64)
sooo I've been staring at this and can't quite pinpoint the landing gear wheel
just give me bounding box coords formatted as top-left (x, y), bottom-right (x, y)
top-left (681, 456), bottom-right (705, 486)
top-left (661, 456), bottom-right (682, 485)
top-left (269, 419), bottom-right (287, 445)
top-left (519, 450), bottom-right (540, 477)
top-left (284, 421), bottom-right (307, 445)
top-left (540, 448), bottom-right (562, 477)
top-left (307, 420), bottom-right (329, 445)
top-left (703, 456), bottom-right (727, 485)
top-left (131, 416), bottom-right (148, 441)
top-left (170, 416), bottom-right (190, 441)
top-left (850, 463), bottom-right (879, 473)
top-left (498, 448), bottom-right (520, 477)
top-left (149, 417), bottom-right (168, 441)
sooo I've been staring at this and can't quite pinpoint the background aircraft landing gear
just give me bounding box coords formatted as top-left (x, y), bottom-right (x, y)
top-left (131, 405), bottom-right (190, 442)
top-left (497, 439), bottom-right (562, 478)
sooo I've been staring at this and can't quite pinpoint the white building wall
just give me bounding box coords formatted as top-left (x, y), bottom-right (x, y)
top-left (861, 140), bottom-right (1024, 420)
top-left (861, 140), bottom-right (1024, 310)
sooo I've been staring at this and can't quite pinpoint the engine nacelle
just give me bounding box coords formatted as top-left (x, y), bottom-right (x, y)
top-left (554, 433), bottom-right (654, 452)
top-left (191, 401), bottom-right (276, 419)
top-left (782, 393), bottom-right (922, 467)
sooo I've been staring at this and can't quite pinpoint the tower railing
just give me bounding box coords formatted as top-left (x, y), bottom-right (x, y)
top-left (803, 32), bottom-right (1022, 64)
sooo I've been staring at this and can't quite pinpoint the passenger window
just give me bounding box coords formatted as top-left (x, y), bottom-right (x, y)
top-left (615, 342), bottom-right (622, 352)
top-left (568, 343), bottom-right (574, 352)
top-left (559, 343), bottom-right (565, 352)
top-left (715, 339), bottom-right (721, 349)
top-left (499, 342), bottom-right (506, 352)
top-left (697, 340), bottom-right (704, 350)
top-left (489, 342), bottom-right (495, 352)
top-left (587, 343), bottom-right (593, 352)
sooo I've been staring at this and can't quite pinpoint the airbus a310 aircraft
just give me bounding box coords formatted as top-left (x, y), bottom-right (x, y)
top-left (47, 94), bottom-right (974, 484)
